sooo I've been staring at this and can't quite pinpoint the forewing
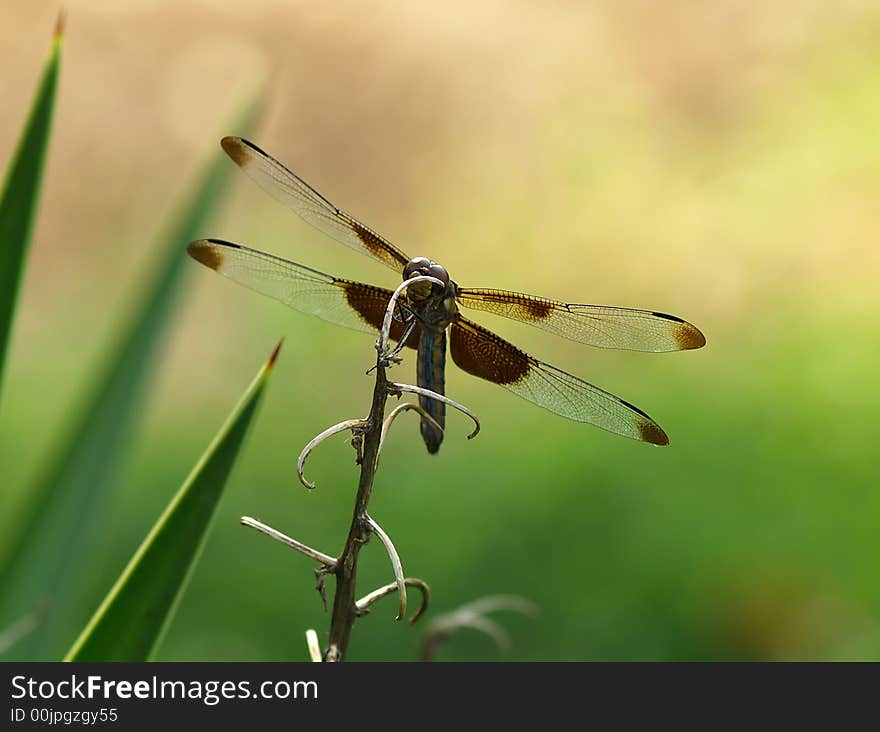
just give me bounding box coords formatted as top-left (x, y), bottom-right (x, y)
top-left (456, 288), bottom-right (705, 352)
top-left (448, 316), bottom-right (668, 444)
top-left (221, 137), bottom-right (410, 272)
top-left (187, 239), bottom-right (418, 348)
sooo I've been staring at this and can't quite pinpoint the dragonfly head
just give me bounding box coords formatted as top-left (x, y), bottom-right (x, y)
top-left (403, 257), bottom-right (449, 301)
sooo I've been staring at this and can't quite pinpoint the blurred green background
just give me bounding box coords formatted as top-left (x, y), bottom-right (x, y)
top-left (2, 1), bottom-right (879, 661)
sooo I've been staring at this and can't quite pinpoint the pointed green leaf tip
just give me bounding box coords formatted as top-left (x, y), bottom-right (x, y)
top-left (54, 9), bottom-right (66, 42)
top-left (0, 16), bottom-right (62, 401)
top-left (267, 336), bottom-right (284, 368)
top-left (64, 341), bottom-right (282, 662)
top-left (0, 91), bottom-right (265, 661)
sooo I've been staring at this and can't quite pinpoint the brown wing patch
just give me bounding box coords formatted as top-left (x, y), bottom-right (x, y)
top-left (457, 288), bottom-right (706, 353)
top-left (451, 316), bottom-right (669, 445)
top-left (218, 136), bottom-right (412, 272)
top-left (458, 289), bottom-right (554, 321)
top-left (340, 281), bottom-right (419, 349)
top-left (187, 240), bottom-right (224, 271)
top-left (349, 220), bottom-right (409, 270)
top-left (449, 317), bottom-right (531, 385)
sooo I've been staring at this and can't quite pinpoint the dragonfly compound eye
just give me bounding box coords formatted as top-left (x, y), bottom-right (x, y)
top-left (404, 257), bottom-right (432, 279)
top-left (427, 263), bottom-right (449, 286)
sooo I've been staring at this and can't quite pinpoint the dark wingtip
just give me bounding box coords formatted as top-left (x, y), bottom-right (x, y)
top-left (652, 311), bottom-right (707, 350)
top-left (187, 240), bottom-right (223, 271)
top-left (675, 323), bottom-right (707, 350)
top-left (638, 420), bottom-right (670, 446)
top-left (220, 136), bottom-right (248, 166)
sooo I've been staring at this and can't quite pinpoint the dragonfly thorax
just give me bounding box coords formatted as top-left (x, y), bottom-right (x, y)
top-left (401, 258), bottom-right (458, 331)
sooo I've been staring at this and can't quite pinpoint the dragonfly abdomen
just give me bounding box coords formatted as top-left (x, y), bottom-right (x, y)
top-left (416, 329), bottom-right (447, 454)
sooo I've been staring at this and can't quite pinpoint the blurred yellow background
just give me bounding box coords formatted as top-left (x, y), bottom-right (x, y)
top-left (2, 0), bottom-right (879, 660)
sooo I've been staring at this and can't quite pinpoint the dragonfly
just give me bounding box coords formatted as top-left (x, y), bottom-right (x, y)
top-left (188, 137), bottom-right (705, 453)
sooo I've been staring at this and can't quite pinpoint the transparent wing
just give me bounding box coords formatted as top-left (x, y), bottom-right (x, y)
top-left (456, 288), bottom-right (705, 352)
top-left (221, 137), bottom-right (411, 272)
top-left (449, 316), bottom-right (668, 444)
top-left (188, 239), bottom-right (418, 348)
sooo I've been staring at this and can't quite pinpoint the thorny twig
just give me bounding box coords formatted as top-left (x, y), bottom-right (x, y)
top-left (296, 418), bottom-right (366, 490)
top-left (389, 382), bottom-right (480, 440)
top-left (383, 318), bottom-right (417, 363)
top-left (356, 578), bottom-right (431, 625)
top-left (323, 274), bottom-right (455, 661)
top-left (239, 517), bottom-right (335, 567)
top-left (241, 274), bottom-right (486, 661)
top-left (365, 514), bottom-right (407, 621)
top-left (240, 517), bottom-right (336, 610)
top-left (314, 566), bottom-right (332, 612)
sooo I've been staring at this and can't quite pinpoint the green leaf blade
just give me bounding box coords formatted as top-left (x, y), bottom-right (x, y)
top-left (0, 22), bottom-right (62, 399)
top-left (0, 95), bottom-right (264, 660)
top-left (65, 342), bottom-right (282, 662)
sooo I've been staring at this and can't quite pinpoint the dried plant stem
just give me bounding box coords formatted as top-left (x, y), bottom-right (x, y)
top-left (297, 418), bottom-right (366, 490)
top-left (324, 360), bottom-right (390, 661)
top-left (305, 629), bottom-right (322, 662)
top-left (321, 277), bottom-right (438, 660)
top-left (323, 275), bottom-right (447, 661)
top-left (420, 594), bottom-right (538, 661)
top-left (365, 514), bottom-right (407, 621)
top-left (356, 578), bottom-right (431, 625)
top-left (239, 516), bottom-right (336, 567)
